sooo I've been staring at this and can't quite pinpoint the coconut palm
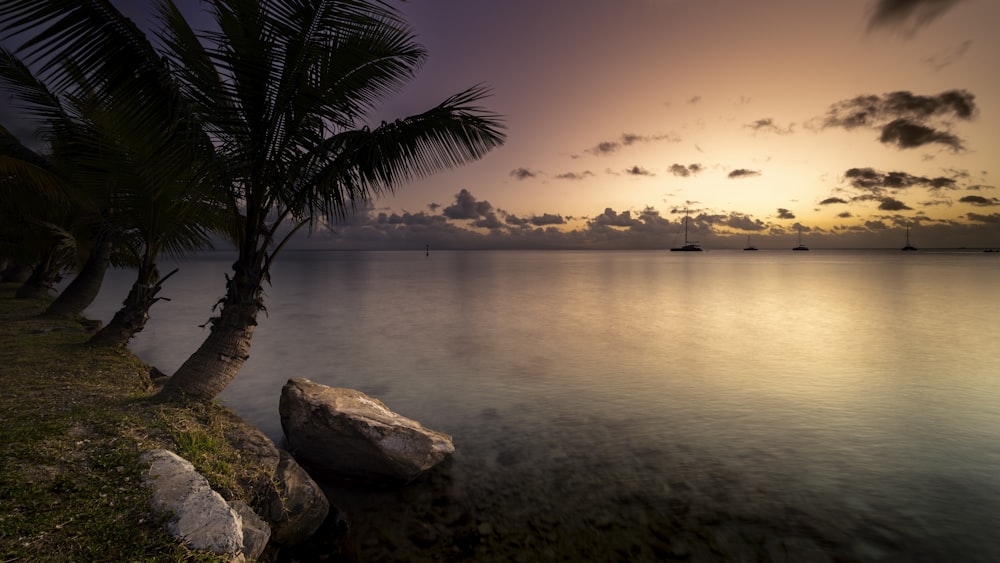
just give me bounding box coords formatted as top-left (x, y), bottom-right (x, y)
top-left (3, 0), bottom-right (505, 400)
top-left (1, 2), bottom-right (226, 340)
top-left (144, 0), bottom-right (506, 400)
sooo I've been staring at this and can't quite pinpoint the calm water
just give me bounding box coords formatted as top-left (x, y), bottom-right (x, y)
top-left (85, 250), bottom-right (1000, 561)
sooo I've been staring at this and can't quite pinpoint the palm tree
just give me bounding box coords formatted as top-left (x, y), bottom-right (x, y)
top-left (151, 0), bottom-right (506, 400)
top-left (1, 2), bottom-right (225, 339)
top-left (3, 0), bottom-right (505, 400)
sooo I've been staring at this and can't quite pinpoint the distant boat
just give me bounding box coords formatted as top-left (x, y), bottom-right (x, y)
top-left (901, 225), bottom-right (917, 251)
top-left (743, 234), bottom-right (758, 251)
top-left (670, 210), bottom-right (702, 251)
top-left (792, 226), bottom-right (809, 251)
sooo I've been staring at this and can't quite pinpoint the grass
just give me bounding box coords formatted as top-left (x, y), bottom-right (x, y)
top-left (0, 283), bottom-right (274, 562)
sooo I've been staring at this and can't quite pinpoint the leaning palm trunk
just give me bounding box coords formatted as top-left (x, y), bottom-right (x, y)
top-left (157, 260), bottom-right (264, 400)
top-left (15, 248), bottom-right (62, 299)
top-left (88, 263), bottom-right (177, 347)
top-left (43, 232), bottom-right (112, 318)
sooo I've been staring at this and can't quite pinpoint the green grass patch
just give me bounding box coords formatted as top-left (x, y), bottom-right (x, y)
top-left (0, 283), bottom-right (272, 562)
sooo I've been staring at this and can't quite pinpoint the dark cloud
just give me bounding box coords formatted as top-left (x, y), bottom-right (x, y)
top-left (687, 96), bottom-right (701, 104)
top-left (728, 169), bottom-right (761, 179)
top-left (879, 118), bottom-right (963, 150)
top-left (626, 165), bottom-right (653, 176)
top-left (959, 195), bottom-right (999, 206)
top-left (746, 118), bottom-right (794, 135)
top-left (443, 188), bottom-right (493, 220)
top-left (473, 213), bottom-right (505, 230)
top-left (530, 213), bottom-right (565, 226)
top-left (878, 197), bottom-right (913, 211)
top-left (821, 90), bottom-right (976, 151)
top-left (589, 141), bottom-right (621, 155)
top-left (668, 163), bottom-right (704, 177)
top-left (837, 211), bottom-right (853, 218)
top-left (722, 213), bottom-right (766, 231)
top-left (843, 167), bottom-right (960, 193)
top-left (820, 197), bottom-right (848, 205)
top-left (587, 132), bottom-right (680, 156)
top-left (868, 0), bottom-right (967, 33)
top-left (966, 212), bottom-right (1000, 224)
top-left (776, 208), bottom-right (796, 219)
top-left (593, 208), bottom-right (639, 228)
top-left (510, 167), bottom-right (538, 180)
top-left (555, 171), bottom-right (594, 181)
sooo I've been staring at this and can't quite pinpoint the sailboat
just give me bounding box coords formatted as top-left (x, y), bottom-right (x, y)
top-left (901, 225), bottom-right (917, 251)
top-left (670, 210), bottom-right (702, 251)
top-left (792, 226), bottom-right (809, 251)
top-left (743, 234), bottom-right (758, 251)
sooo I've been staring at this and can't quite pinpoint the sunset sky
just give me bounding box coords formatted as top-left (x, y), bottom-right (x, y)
top-left (11, 0), bottom-right (1000, 249)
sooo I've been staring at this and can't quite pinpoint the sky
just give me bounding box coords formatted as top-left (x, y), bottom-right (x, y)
top-left (7, 0), bottom-right (1000, 249)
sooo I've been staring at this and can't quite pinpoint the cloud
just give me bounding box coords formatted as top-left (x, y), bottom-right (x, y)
top-left (960, 195), bottom-right (999, 206)
top-left (668, 163), bottom-right (704, 177)
top-left (592, 208), bottom-right (640, 228)
top-left (878, 197), bottom-right (913, 211)
top-left (821, 90), bottom-right (976, 151)
top-left (820, 197), bottom-right (849, 205)
top-left (868, 0), bottom-right (967, 34)
top-left (923, 40), bottom-right (972, 71)
top-left (728, 169), bottom-right (761, 179)
top-left (443, 188), bottom-right (493, 219)
top-left (626, 165), bottom-right (653, 176)
top-left (510, 167), bottom-right (538, 180)
top-left (722, 213), bottom-right (766, 231)
top-left (554, 171), bottom-right (595, 181)
top-left (687, 96), bottom-right (701, 104)
top-left (843, 167), bottom-right (960, 194)
top-left (587, 132), bottom-right (681, 156)
top-left (879, 118), bottom-right (963, 150)
top-left (776, 208), bottom-right (796, 219)
top-left (746, 118), bottom-right (794, 135)
top-left (966, 212), bottom-right (1000, 224)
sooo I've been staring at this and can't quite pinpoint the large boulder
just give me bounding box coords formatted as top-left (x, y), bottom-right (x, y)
top-left (141, 449), bottom-right (247, 560)
top-left (280, 378), bottom-right (455, 482)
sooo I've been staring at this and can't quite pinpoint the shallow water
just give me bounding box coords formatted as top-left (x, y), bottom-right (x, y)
top-left (85, 249), bottom-right (1000, 561)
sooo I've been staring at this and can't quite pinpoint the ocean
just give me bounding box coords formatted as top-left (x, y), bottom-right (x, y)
top-left (83, 249), bottom-right (1000, 561)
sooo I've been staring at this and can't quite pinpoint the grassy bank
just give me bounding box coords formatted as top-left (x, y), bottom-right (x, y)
top-left (0, 283), bottom-right (271, 562)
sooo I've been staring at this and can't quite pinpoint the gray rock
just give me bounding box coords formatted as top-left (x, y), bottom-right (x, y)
top-left (140, 449), bottom-right (245, 559)
top-left (263, 450), bottom-right (331, 546)
top-left (280, 377), bottom-right (455, 482)
top-left (230, 500), bottom-right (270, 561)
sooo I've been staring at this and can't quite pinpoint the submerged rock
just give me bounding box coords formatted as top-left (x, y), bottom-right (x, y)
top-left (280, 377), bottom-right (455, 482)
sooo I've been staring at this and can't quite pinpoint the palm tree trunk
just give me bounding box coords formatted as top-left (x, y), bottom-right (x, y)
top-left (88, 265), bottom-right (177, 347)
top-left (43, 233), bottom-right (113, 318)
top-left (157, 260), bottom-right (264, 401)
top-left (15, 249), bottom-right (62, 300)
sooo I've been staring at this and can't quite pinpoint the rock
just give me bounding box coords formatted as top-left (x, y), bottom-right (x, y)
top-left (220, 412), bottom-right (330, 547)
top-left (263, 450), bottom-right (331, 546)
top-left (230, 500), bottom-right (270, 561)
top-left (280, 378), bottom-right (455, 482)
top-left (140, 449), bottom-right (245, 560)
